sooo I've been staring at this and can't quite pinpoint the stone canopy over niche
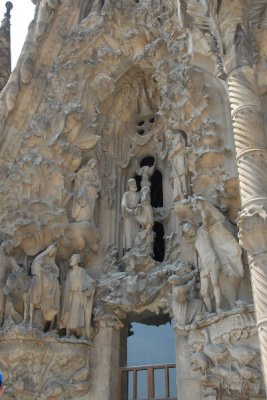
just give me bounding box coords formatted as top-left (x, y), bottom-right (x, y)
top-left (0, 0), bottom-right (265, 399)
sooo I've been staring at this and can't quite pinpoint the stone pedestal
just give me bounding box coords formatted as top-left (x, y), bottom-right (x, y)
top-left (0, 326), bottom-right (91, 400)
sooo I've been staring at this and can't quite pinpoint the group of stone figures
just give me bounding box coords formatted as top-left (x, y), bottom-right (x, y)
top-left (0, 241), bottom-right (95, 339)
top-left (122, 174), bottom-right (154, 256)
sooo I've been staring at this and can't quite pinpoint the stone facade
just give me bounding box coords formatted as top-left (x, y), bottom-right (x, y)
top-left (0, 0), bottom-right (267, 399)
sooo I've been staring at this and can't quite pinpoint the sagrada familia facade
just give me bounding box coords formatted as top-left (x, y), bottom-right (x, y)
top-left (0, 0), bottom-right (267, 399)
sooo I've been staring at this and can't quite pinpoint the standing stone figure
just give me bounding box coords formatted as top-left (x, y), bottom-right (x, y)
top-left (29, 243), bottom-right (60, 328)
top-left (168, 130), bottom-right (188, 201)
top-left (192, 196), bottom-right (244, 279)
top-left (135, 186), bottom-right (154, 255)
top-left (71, 159), bottom-right (101, 224)
top-left (194, 224), bottom-right (222, 313)
top-left (121, 179), bottom-right (141, 251)
top-left (0, 241), bottom-right (20, 325)
top-left (61, 254), bottom-right (95, 339)
top-left (185, 196), bottom-right (244, 313)
top-left (135, 186), bottom-right (154, 231)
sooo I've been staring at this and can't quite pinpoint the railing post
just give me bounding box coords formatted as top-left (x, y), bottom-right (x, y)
top-left (148, 367), bottom-right (154, 399)
top-left (133, 369), bottom-right (137, 400)
top-left (165, 366), bottom-right (170, 398)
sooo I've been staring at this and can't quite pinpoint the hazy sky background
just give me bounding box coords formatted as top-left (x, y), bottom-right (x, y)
top-left (0, 0), bottom-right (35, 69)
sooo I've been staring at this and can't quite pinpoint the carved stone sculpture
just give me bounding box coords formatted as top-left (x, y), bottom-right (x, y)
top-left (179, 195), bottom-right (244, 313)
top-left (4, 264), bottom-right (30, 324)
top-left (0, 240), bottom-right (20, 325)
top-left (169, 269), bottom-right (205, 328)
top-left (136, 163), bottom-right (155, 188)
top-left (167, 130), bottom-right (188, 201)
top-left (194, 223), bottom-right (222, 313)
top-left (192, 196), bottom-right (244, 280)
top-left (71, 158), bottom-right (101, 225)
top-left (135, 186), bottom-right (154, 231)
top-left (121, 178), bottom-right (141, 251)
top-left (61, 254), bottom-right (95, 340)
top-left (29, 243), bottom-right (60, 328)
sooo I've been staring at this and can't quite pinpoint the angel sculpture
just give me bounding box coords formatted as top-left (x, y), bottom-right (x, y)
top-left (190, 196), bottom-right (244, 312)
top-left (136, 163), bottom-right (155, 188)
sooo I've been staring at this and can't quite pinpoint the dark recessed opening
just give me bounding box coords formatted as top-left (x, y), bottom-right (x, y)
top-left (137, 129), bottom-right (145, 135)
top-left (140, 156), bottom-right (155, 167)
top-left (153, 222), bottom-right (165, 262)
top-left (149, 117), bottom-right (155, 123)
top-left (137, 120), bottom-right (144, 126)
top-left (43, 321), bottom-right (51, 333)
top-left (150, 169), bottom-right (163, 207)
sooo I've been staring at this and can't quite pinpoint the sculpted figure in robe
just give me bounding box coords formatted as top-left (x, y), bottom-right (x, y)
top-left (29, 243), bottom-right (60, 328)
top-left (0, 241), bottom-right (20, 325)
top-left (135, 186), bottom-right (154, 255)
top-left (169, 270), bottom-right (204, 327)
top-left (167, 130), bottom-right (188, 201)
top-left (61, 254), bottom-right (95, 339)
top-left (71, 159), bottom-right (101, 224)
top-left (135, 186), bottom-right (154, 231)
top-left (121, 179), bottom-right (141, 251)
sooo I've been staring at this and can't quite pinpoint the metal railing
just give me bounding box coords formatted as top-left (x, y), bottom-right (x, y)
top-left (119, 363), bottom-right (176, 400)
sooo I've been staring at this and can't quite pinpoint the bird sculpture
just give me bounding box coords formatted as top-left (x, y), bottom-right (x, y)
top-left (202, 329), bottom-right (228, 366)
top-left (227, 344), bottom-right (259, 365)
top-left (190, 352), bottom-right (210, 375)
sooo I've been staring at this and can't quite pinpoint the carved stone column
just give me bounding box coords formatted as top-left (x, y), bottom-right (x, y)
top-left (227, 64), bottom-right (267, 389)
top-left (90, 326), bottom-right (120, 400)
top-left (175, 333), bottom-right (200, 400)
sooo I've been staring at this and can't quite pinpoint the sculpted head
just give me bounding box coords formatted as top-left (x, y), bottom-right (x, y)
top-left (87, 158), bottom-right (97, 169)
top-left (70, 254), bottom-right (81, 267)
top-left (182, 223), bottom-right (197, 239)
top-left (47, 243), bottom-right (57, 257)
top-left (128, 178), bottom-right (137, 192)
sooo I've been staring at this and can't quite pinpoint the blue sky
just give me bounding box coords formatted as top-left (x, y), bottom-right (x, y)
top-left (0, 0), bottom-right (35, 69)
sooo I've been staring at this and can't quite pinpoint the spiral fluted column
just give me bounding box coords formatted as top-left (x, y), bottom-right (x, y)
top-left (227, 64), bottom-right (267, 390)
top-left (0, 2), bottom-right (13, 92)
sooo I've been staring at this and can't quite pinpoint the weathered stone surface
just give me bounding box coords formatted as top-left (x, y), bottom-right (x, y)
top-left (0, 0), bottom-right (267, 398)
